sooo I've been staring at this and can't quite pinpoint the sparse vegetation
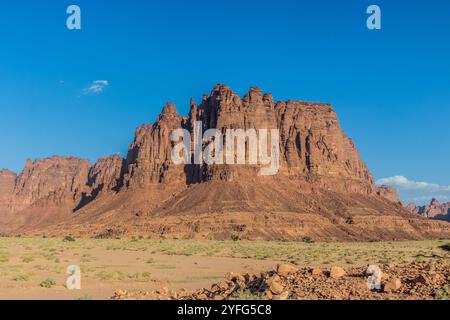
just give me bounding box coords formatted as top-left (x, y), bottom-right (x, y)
top-left (63, 236), bottom-right (76, 242)
top-left (0, 237), bottom-right (449, 299)
top-left (21, 255), bottom-right (35, 263)
top-left (40, 278), bottom-right (56, 288)
top-left (434, 285), bottom-right (450, 300)
top-left (231, 289), bottom-right (264, 300)
top-left (76, 294), bottom-right (93, 300)
top-left (231, 234), bottom-right (241, 242)
top-left (302, 236), bottom-right (315, 244)
top-left (12, 273), bottom-right (33, 281)
top-left (0, 251), bottom-right (10, 263)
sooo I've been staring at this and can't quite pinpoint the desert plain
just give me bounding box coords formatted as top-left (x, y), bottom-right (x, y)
top-left (0, 237), bottom-right (448, 300)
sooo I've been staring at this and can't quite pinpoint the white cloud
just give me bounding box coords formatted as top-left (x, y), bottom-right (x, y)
top-left (376, 176), bottom-right (450, 205)
top-left (83, 80), bottom-right (109, 95)
top-left (376, 176), bottom-right (450, 192)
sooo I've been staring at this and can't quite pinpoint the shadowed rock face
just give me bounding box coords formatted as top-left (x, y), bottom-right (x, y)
top-left (407, 199), bottom-right (450, 221)
top-left (0, 84), bottom-right (448, 239)
top-left (10, 157), bottom-right (91, 211)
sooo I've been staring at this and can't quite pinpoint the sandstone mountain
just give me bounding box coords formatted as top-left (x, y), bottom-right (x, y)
top-left (406, 199), bottom-right (450, 222)
top-left (0, 85), bottom-right (449, 240)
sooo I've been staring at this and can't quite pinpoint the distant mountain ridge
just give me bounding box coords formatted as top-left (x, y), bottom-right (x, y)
top-left (406, 199), bottom-right (450, 222)
top-left (0, 84), bottom-right (449, 240)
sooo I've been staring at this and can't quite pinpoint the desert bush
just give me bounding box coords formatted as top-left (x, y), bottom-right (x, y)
top-left (231, 289), bottom-right (264, 300)
top-left (63, 236), bottom-right (76, 242)
top-left (231, 234), bottom-right (241, 241)
top-left (302, 236), bottom-right (315, 244)
top-left (434, 285), bottom-right (450, 300)
top-left (21, 255), bottom-right (35, 263)
top-left (12, 273), bottom-right (33, 281)
top-left (40, 278), bottom-right (56, 288)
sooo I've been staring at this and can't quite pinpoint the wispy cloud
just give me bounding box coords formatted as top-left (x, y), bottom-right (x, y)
top-left (376, 175), bottom-right (450, 205)
top-left (376, 176), bottom-right (450, 191)
top-left (83, 80), bottom-right (109, 95)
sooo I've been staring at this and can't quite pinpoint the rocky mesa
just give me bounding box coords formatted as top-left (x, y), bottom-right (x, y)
top-left (0, 84), bottom-right (449, 240)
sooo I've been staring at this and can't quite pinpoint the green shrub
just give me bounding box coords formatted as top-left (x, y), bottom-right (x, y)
top-left (40, 278), bottom-right (56, 288)
top-left (63, 236), bottom-right (76, 242)
top-left (231, 289), bottom-right (264, 300)
top-left (435, 285), bottom-right (450, 300)
top-left (12, 273), bottom-right (32, 281)
top-left (302, 236), bottom-right (315, 244)
top-left (231, 234), bottom-right (241, 241)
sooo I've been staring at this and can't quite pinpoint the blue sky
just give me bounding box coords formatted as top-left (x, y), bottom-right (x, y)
top-left (0, 0), bottom-right (449, 204)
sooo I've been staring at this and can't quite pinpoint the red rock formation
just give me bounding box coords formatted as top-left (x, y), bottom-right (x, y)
top-left (0, 84), bottom-right (449, 240)
top-left (88, 155), bottom-right (123, 195)
top-left (376, 185), bottom-right (401, 204)
top-left (0, 169), bottom-right (17, 213)
top-left (123, 102), bottom-right (187, 187)
top-left (406, 199), bottom-right (450, 221)
top-left (183, 85), bottom-right (374, 194)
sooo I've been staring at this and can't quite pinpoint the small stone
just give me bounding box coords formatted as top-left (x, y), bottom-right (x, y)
top-left (329, 266), bottom-right (346, 279)
top-left (157, 287), bottom-right (169, 295)
top-left (383, 278), bottom-right (402, 292)
top-left (269, 281), bottom-right (284, 295)
top-left (211, 284), bottom-right (221, 293)
top-left (226, 272), bottom-right (245, 283)
top-left (267, 274), bottom-right (281, 284)
top-left (218, 281), bottom-right (229, 290)
top-left (311, 267), bottom-right (322, 276)
top-left (277, 263), bottom-right (299, 276)
top-left (265, 290), bottom-right (273, 300)
top-left (425, 262), bottom-right (436, 272)
top-left (414, 275), bottom-right (427, 285)
top-left (429, 273), bottom-right (441, 283)
top-left (272, 291), bottom-right (289, 300)
top-left (197, 293), bottom-right (208, 300)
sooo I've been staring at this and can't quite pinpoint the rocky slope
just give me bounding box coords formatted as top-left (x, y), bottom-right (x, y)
top-left (0, 84), bottom-right (449, 240)
top-left (407, 199), bottom-right (450, 221)
top-left (112, 261), bottom-right (450, 300)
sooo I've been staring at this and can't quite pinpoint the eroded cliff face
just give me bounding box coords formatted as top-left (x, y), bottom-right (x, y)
top-left (0, 84), bottom-right (448, 240)
top-left (0, 157), bottom-right (93, 231)
top-left (10, 157), bottom-right (91, 212)
top-left (0, 170), bottom-right (17, 213)
top-left (122, 84), bottom-right (375, 194)
top-left (377, 185), bottom-right (401, 204)
top-left (87, 155), bottom-right (123, 196)
top-left (123, 102), bottom-right (187, 188)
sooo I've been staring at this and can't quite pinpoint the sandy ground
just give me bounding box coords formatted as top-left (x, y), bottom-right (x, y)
top-left (0, 238), bottom-right (448, 300)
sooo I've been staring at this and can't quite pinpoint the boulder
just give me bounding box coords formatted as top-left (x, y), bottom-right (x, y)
top-left (329, 266), bottom-right (346, 279)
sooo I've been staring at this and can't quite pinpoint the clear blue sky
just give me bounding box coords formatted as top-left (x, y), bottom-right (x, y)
top-left (0, 0), bottom-right (449, 204)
